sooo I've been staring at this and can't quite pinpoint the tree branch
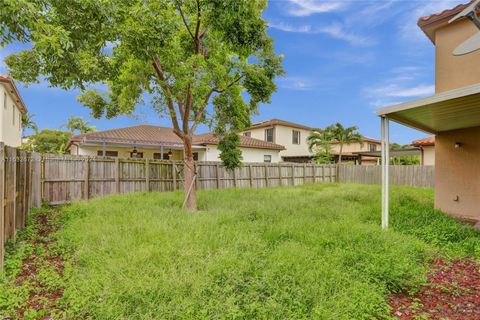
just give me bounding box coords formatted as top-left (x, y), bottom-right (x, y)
top-left (152, 58), bottom-right (183, 137)
top-left (176, 1), bottom-right (195, 41)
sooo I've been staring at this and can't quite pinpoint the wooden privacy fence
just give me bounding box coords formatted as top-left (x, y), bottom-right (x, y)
top-left (42, 154), bottom-right (338, 205)
top-left (0, 143), bottom-right (42, 269)
top-left (337, 165), bottom-right (435, 188)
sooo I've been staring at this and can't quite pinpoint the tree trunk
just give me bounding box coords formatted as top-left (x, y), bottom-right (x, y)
top-left (338, 143), bottom-right (343, 164)
top-left (182, 135), bottom-right (197, 211)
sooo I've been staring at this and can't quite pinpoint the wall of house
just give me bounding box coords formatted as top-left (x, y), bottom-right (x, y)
top-left (421, 146), bottom-right (435, 166)
top-left (0, 84), bottom-right (23, 147)
top-left (435, 19), bottom-right (480, 93)
top-left (204, 145), bottom-right (281, 163)
top-left (242, 125), bottom-right (311, 158)
top-left (435, 126), bottom-right (480, 220)
top-left (70, 144), bottom-right (280, 163)
top-left (330, 141), bottom-right (381, 153)
top-left (70, 145), bottom-right (188, 160)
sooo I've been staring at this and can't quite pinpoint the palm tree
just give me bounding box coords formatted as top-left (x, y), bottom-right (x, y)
top-left (63, 116), bottom-right (96, 134)
top-left (326, 123), bottom-right (364, 164)
top-left (21, 112), bottom-right (38, 135)
top-left (307, 128), bottom-right (334, 164)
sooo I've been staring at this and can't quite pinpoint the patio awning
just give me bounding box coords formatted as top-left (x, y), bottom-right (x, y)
top-left (376, 83), bottom-right (480, 134)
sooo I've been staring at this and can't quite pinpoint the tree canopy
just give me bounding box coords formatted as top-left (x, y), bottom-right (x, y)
top-left (22, 129), bottom-right (72, 154)
top-left (1, 0), bottom-right (283, 210)
top-left (63, 116), bottom-right (96, 134)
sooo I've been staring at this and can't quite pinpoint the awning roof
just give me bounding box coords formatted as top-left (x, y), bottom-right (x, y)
top-left (376, 84), bottom-right (480, 134)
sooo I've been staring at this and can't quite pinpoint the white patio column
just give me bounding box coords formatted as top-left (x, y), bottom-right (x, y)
top-left (381, 116), bottom-right (390, 230)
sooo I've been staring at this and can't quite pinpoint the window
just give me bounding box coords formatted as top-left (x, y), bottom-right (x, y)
top-left (292, 130), bottom-right (301, 145)
top-left (369, 144), bottom-right (377, 152)
top-left (265, 128), bottom-right (274, 142)
top-left (243, 132), bottom-right (251, 137)
top-left (12, 104), bottom-right (15, 125)
top-left (193, 152), bottom-right (199, 161)
top-left (264, 155), bottom-right (272, 163)
top-left (130, 152), bottom-right (143, 159)
top-left (3, 92), bottom-right (6, 109)
top-left (153, 153), bottom-right (170, 160)
top-left (19, 114), bottom-right (21, 130)
top-left (97, 150), bottom-right (118, 157)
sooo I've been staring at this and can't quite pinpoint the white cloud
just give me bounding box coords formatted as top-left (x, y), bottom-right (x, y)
top-left (277, 76), bottom-right (317, 91)
top-left (370, 84), bottom-right (434, 98)
top-left (365, 66), bottom-right (435, 108)
top-left (285, 0), bottom-right (346, 16)
top-left (269, 21), bottom-right (374, 46)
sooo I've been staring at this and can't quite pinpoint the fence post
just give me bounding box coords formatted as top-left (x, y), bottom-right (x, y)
top-left (278, 164), bottom-right (283, 186)
top-left (84, 157), bottom-right (89, 200)
top-left (313, 164), bottom-right (316, 183)
top-left (291, 164), bottom-right (295, 186)
top-left (264, 164), bottom-right (269, 187)
top-left (145, 159), bottom-right (150, 192)
top-left (216, 163), bottom-right (221, 189)
top-left (232, 167), bottom-right (237, 188)
top-left (115, 158), bottom-right (120, 193)
top-left (303, 163), bottom-right (307, 184)
top-left (249, 164), bottom-right (254, 188)
top-left (0, 143), bottom-right (4, 269)
top-left (172, 162), bottom-right (177, 191)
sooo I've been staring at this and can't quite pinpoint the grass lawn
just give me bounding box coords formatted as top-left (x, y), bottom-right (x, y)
top-left (2, 183), bottom-right (480, 319)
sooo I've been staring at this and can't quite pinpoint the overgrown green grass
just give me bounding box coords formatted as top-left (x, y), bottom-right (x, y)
top-left (56, 184), bottom-right (480, 319)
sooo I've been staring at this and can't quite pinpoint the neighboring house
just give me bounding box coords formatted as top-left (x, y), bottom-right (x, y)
top-left (241, 119), bottom-right (313, 162)
top-left (412, 137), bottom-right (435, 166)
top-left (330, 137), bottom-right (382, 165)
top-left (66, 125), bottom-right (285, 163)
top-left (0, 75), bottom-right (27, 147)
top-left (376, 0), bottom-right (480, 221)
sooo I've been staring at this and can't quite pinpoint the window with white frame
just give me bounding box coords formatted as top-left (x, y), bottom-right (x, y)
top-left (292, 130), bottom-right (301, 145)
top-left (369, 143), bottom-right (377, 152)
top-left (3, 92), bottom-right (6, 109)
top-left (265, 128), bottom-right (274, 142)
top-left (12, 104), bottom-right (15, 125)
top-left (264, 155), bottom-right (272, 163)
top-left (243, 132), bottom-right (251, 137)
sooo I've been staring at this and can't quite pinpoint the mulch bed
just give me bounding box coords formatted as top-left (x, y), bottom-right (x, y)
top-left (389, 258), bottom-right (480, 319)
top-left (2, 209), bottom-right (66, 320)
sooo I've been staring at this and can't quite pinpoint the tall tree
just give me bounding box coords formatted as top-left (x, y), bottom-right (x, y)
top-left (325, 123), bottom-right (363, 164)
top-left (307, 128), bottom-right (333, 164)
top-left (1, 0), bottom-right (283, 210)
top-left (22, 129), bottom-right (72, 154)
top-left (63, 116), bottom-right (96, 134)
top-left (21, 112), bottom-right (38, 135)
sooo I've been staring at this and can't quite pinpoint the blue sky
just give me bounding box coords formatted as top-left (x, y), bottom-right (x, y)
top-left (0, 0), bottom-right (466, 144)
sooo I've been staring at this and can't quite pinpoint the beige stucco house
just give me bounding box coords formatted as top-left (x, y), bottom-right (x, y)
top-left (0, 75), bottom-right (27, 147)
top-left (241, 119), bottom-right (313, 162)
top-left (330, 137), bottom-right (381, 165)
top-left (412, 137), bottom-right (435, 166)
top-left (66, 125), bottom-right (285, 163)
top-left (377, 0), bottom-right (480, 221)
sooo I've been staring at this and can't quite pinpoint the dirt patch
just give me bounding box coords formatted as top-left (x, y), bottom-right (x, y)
top-left (390, 259), bottom-right (480, 319)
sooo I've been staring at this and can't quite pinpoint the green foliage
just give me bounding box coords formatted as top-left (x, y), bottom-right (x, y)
top-left (63, 116), bottom-right (95, 134)
top-left (307, 128), bottom-right (334, 164)
top-left (217, 133), bottom-right (243, 170)
top-left (326, 122), bottom-right (363, 148)
top-left (389, 143), bottom-right (421, 165)
top-left (21, 129), bottom-right (72, 154)
top-left (1, 0), bottom-right (284, 172)
top-left (21, 112), bottom-right (38, 134)
top-left (52, 184), bottom-right (480, 319)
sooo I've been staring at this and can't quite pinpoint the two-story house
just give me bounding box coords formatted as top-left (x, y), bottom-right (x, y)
top-left (241, 119), bottom-right (313, 162)
top-left (0, 75), bottom-right (27, 147)
top-left (377, 0), bottom-right (480, 221)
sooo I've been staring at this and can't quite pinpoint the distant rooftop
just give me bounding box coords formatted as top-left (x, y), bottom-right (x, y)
top-left (247, 119), bottom-right (312, 131)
